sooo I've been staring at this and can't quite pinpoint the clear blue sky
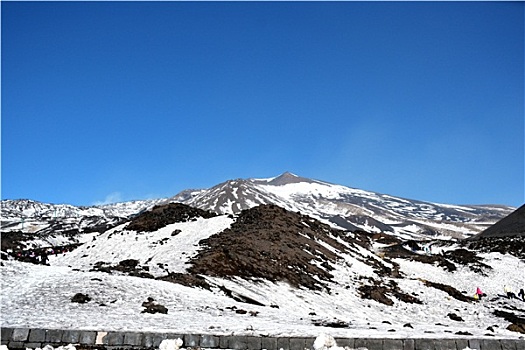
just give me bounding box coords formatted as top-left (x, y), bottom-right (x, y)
top-left (2, 1), bottom-right (524, 207)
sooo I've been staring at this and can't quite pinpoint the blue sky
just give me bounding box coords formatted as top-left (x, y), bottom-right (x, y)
top-left (2, 1), bottom-right (524, 207)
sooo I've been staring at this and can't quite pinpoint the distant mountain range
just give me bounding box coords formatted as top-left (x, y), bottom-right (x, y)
top-left (1, 172), bottom-right (516, 249)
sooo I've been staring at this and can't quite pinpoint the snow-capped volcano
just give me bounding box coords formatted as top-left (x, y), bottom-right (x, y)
top-left (171, 172), bottom-right (514, 239)
top-left (1, 172), bottom-right (515, 246)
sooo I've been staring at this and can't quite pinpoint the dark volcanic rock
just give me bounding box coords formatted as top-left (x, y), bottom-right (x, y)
top-left (127, 203), bottom-right (217, 232)
top-left (421, 280), bottom-right (474, 302)
top-left (358, 279), bottom-right (422, 306)
top-left (71, 293), bottom-right (91, 303)
top-left (447, 313), bottom-right (464, 322)
top-left (465, 236), bottom-right (525, 259)
top-left (141, 297), bottom-right (168, 314)
top-left (156, 272), bottom-right (211, 290)
top-left (188, 204), bottom-right (365, 290)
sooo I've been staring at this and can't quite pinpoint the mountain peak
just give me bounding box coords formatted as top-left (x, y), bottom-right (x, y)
top-left (265, 172), bottom-right (317, 186)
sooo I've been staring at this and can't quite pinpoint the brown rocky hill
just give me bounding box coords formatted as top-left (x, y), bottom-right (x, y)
top-left (188, 204), bottom-right (372, 291)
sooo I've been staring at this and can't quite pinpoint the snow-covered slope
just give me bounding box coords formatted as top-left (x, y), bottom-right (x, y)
top-left (0, 198), bottom-right (169, 248)
top-left (2, 203), bottom-right (524, 340)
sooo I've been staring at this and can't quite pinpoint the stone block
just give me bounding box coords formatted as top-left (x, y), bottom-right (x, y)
top-left (245, 336), bottom-right (262, 350)
top-left (62, 330), bottom-right (81, 344)
top-left (184, 334), bottom-right (201, 347)
top-left (142, 333), bottom-right (168, 348)
top-left (25, 342), bottom-right (43, 349)
top-left (8, 341), bottom-right (25, 349)
top-left (201, 334), bottom-right (220, 348)
top-left (228, 336), bottom-right (262, 350)
top-left (455, 339), bottom-right (468, 350)
top-left (1, 328), bottom-right (14, 343)
top-left (499, 339), bottom-right (516, 350)
top-left (355, 338), bottom-right (383, 350)
top-left (261, 337), bottom-right (278, 350)
top-left (220, 335), bottom-right (230, 349)
top-left (468, 339), bottom-right (481, 350)
top-left (45, 329), bottom-right (63, 343)
top-left (105, 332), bottom-right (125, 346)
top-left (434, 339), bottom-right (457, 350)
top-left (363, 339), bottom-right (383, 350)
top-left (335, 338), bottom-right (354, 349)
top-left (403, 339), bottom-right (415, 350)
top-left (28, 329), bottom-right (47, 342)
top-left (289, 338), bottom-right (306, 350)
top-left (383, 339), bottom-right (404, 350)
top-left (414, 338), bottom-right (435, 350)
top-left (277, 337), bottom-right (290, 350)
top-left (123, 332), bottom-right (143, 346)
top-left (481, 339), bottom-right (502, 350)
top-left (79, 331), bottom-right (97, 345)
top-left (304, 337), bottom-right (315, 350)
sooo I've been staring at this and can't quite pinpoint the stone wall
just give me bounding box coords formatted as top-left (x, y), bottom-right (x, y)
top-left (1, 328), bottom-right (523, 350)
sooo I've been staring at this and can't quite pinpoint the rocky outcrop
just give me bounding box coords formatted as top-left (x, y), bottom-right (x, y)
top-left (126, 203), bottom-right (217, 232)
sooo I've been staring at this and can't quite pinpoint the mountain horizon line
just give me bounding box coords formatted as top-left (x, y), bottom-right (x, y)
top-left (1, 171), bottom-right (518, 209)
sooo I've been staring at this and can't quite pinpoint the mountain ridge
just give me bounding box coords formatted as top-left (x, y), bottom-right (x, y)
top-left (1, 172), bottom-right (516, 247)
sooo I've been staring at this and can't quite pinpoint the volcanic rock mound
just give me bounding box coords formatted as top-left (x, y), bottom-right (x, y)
top-left (188, 204), bottom-right (367, 290)
top-left (126, 203), bottom-right (217, 232)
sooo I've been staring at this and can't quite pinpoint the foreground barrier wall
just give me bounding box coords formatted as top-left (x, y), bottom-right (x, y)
top-left (1, 328), bottom-right (523, 350)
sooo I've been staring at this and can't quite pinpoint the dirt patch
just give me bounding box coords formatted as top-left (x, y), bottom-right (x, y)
top-left (126, 203), bottom-right (217, 232)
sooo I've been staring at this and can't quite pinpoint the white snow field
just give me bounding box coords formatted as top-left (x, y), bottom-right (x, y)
top-left (2, 215), bottom-right (524, 341)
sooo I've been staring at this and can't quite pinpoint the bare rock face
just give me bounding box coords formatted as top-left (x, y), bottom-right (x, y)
top-left (126, 203), bottom-right (217, 232)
